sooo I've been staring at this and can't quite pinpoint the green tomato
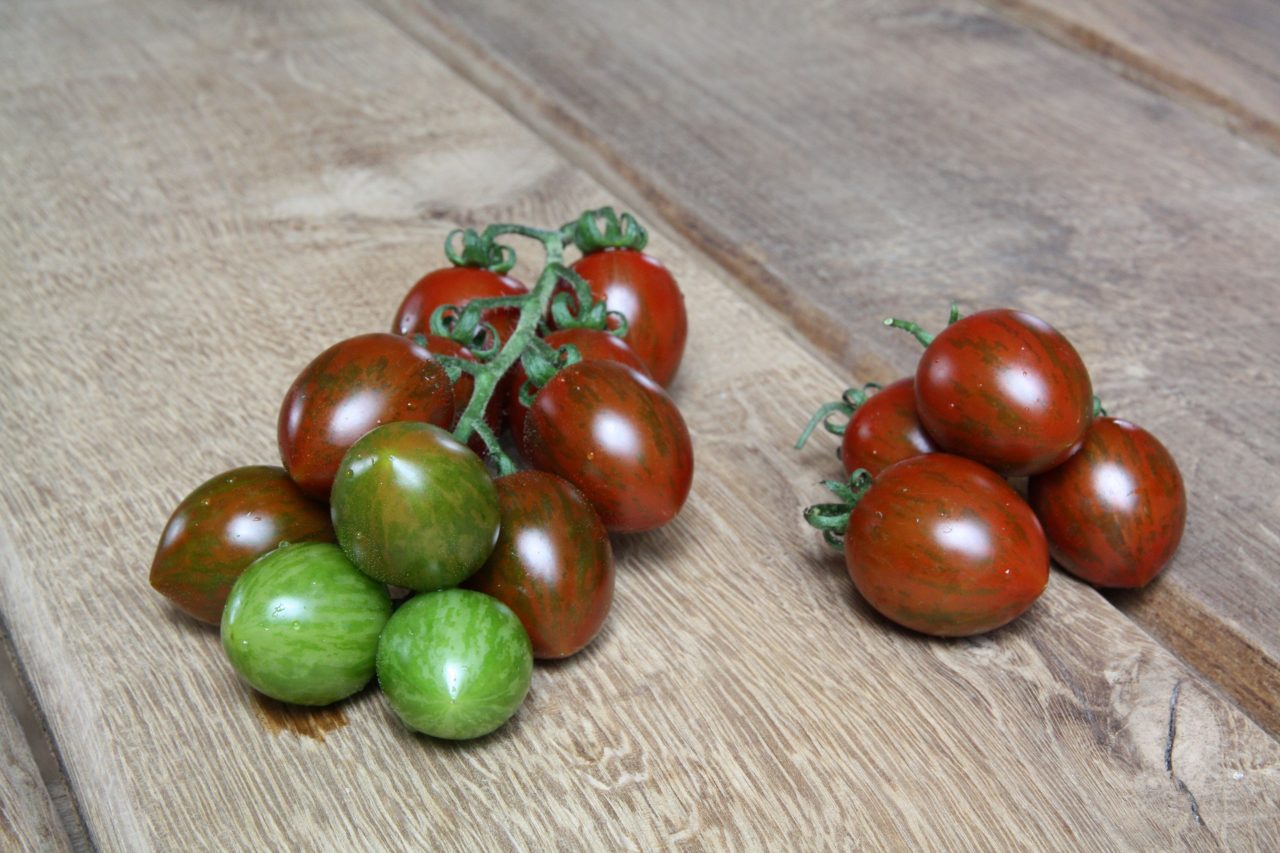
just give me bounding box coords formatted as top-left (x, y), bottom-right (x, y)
top-left (331, 422), bottom-right (500, 591)
top-left (377, 589), bottom-right (532, 740)
top-left (221, 542), bottom-right (391, 706)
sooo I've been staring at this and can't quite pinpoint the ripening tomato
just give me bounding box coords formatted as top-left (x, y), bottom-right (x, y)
top-left (913, 309), bottom-right (1092, 477)
top-left (561, 249), bottom-right (687, 386)
top-left (277, 333), bottom-right (454, 500)
top-left (464, 471), bottom-right (614, 659)
top-left (845, 454), bottom-right (1049, 636)
top-left (841, 378), bottom-right (939, 476)
top-left (150, 466), bottom-right (335, 624)
top-left (524, 361), bottom-right (693, 533)
top-left (331, 422), bottom-right (500, 591)
top-left (1028, 417), bottom-right (1185, 588)
top-left (508, 328), bottom-right (649, 448)
top-left (414, 334), bottom-right (504, 454)
top-left (393, 267), bottom-right (527, 347)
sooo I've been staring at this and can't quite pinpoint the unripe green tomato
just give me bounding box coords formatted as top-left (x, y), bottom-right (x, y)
top-left (221, 542), bottom-right (391, 706)
top-left (377, 589), bottom-right (532, 740)
top-left (331, 422), bottom-right (500, 591)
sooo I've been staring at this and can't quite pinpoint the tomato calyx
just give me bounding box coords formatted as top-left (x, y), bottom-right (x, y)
top-left (549, 264), bottom-right (630, 338)
top-left (444, 227), bottom-right (517, 274)
top-left (794, 382), bottom-right (883, 450)
top-left (1093, 396), bottom-right (1107, 418)
top-left (802, 470), bottom-right (875, 549)
top-left (515, 337), bottom-right (582, 408)
top-left (883, 302), bottom-right (963, 347)
top-left (569, 206), bottom-right (649, 254)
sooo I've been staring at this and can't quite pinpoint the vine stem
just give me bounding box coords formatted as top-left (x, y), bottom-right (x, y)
top-left (449, 225), bottom-right (567, 472)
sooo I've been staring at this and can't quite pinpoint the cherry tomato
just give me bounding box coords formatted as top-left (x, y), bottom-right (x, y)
top-left (524, 361), bottom-right (693, 533)
top-left (562, 249), bottom-right (687, 386)
top-left (845, 454), bottom-right (1049, 636)
top-left (913, 309), bottom-right (1092, 477)
top-left (377, 589), bottom-right (532, 740)
top-left (841, 379), bottom-right (939, 476)
top-left (414, 334), bottom-right (504, 455)
top-left (277, 333), bottom-right (454, 500)
top-left (150, 466), bottom-right (335, 624)
top-left (508, 328), bottom-right (649, 448)
top-left (393, 267), bottom-right (527, 347)
top-left (1028, 417), bottom-right (1185, 588)
top-left (330, 422), bottom-right (500, 591)
top-left (222, 542), bottom-right (390, 706)
top-left (464, 471), bottom-right (614, 658)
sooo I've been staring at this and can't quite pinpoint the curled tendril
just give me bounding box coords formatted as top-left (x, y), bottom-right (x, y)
top-left (570, 206), bottom-right (649, 254)
top-left (795, 383), bottom-right (883, 449)
top-left (516, 339), bottom-right (582, 408)
top-left (546, 264), bottom-right (629, 336)
top-left (802, 470), bottom-right (875, 550)
top-left (427, 304), bottom-right (502, 357)
top-left (444, 228), bottom-right (517, 274)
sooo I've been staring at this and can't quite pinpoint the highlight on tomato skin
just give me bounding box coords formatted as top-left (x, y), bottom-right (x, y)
top-left (523, 360), bottom-right (694, 534)
top-left (913, 309), bottom-right (1093, 477)
top-left (841, 378), bottom-right (939, 476)
top-left (464, 471), bottom-right (614, 659)
top-left (393, 266), bottom-right (528, 347)
top-left (150, 465), bottom-right (336, 624)
top-left (276, 333), bottom-right (455, 500)
top-left (844, 454), bottom-right (1050, 637)
top-left (562, 249), bottom-right (687, 387)
top-left (1028, 417), bottom-right (1186, 588)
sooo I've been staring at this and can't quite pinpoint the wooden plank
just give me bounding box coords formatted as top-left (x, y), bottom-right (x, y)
top-left (2, 0), bottom-right (1279, 847)
top-left (979, 0), bottom-right (1280, 152)
top-left (0, 636), bottom-right (72, 852)
top-left (371, 0), bottom-right (1280, 736)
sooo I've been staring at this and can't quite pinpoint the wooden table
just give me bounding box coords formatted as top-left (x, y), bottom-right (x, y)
top-left (2, 0), bottom-right (1277, 848)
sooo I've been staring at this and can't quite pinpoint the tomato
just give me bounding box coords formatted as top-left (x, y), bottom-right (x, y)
top-left (845, 454), bottom-right (1049, 636)
top-left (377, 589), bottom-right (532, 740)
top-left (150, 466), bottom-right (335, 624)
top-left (508, 328), bottom-right (648, 449)
top-left (221, 542), bottom-right (391, 706)
top-left (562, 249), bottom-right (687, 386)
top-left (414, 334), bottom-right (504, 454)
top-left (1028, 417), bottom-right (1185, 588)
top-left (841, 379), bottom-right (939, 476)
top-left (278, 333), bottom-right (454, 500)
top-left (330, 422), bottom-right (500, 591)
top-left (523, 361), bottom-right (693, 533)
top-left (464, 471), bottom-right (614, 658)
top-left (912, 309), bottom-right (1092, 477)
top-left (393, 267), bottom-right (527, 347)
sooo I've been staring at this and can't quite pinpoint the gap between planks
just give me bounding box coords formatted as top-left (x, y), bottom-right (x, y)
top-left (973, 0), bottom-right (1280, 156)
top-left (359, 0), bottom-right (1280, 740)
top-left (0, 617), bottom-right (95, 853)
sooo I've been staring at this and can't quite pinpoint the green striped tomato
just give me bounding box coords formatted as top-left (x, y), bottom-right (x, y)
top-left (377, 589), bottom-right (533, 740)
top-left (331, 422), bottom-right (500, 591)
top-left (221, 542), bottom-right (391, 706)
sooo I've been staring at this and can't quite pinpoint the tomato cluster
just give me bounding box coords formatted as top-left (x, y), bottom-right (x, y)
top-left (149, 208), bottom-right (693, 739)
top-left (798, 305), bottom-right (1185, 637)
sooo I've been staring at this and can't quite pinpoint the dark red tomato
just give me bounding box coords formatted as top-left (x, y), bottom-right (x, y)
top-left (416, 335), bottom-right (504, 455)
top-left (150, 466), bottom-right (335, 624)
top-left (845, 454), bottom-right (1049, 637)
top-left (393, 267), bottom-right (527, 347)
top-left (278, 333), bottom-right (454, 500)
top-left (913, 309), bottom-right (1092, 477)
top-left (464, 471), bottom-right (614, 659)
top-left (509, 328), bottom-right (649, 449)
top-left (524, 361), bottom-right (693, 533)
top-left (841, 378), bottom-right (939, 476)
top-left (562, 249), bottom-right (686, 386)
top-left (1028, 418), bottom-right (1185, 588)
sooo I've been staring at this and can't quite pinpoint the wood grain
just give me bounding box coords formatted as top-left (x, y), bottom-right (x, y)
top-left (979, 0), bottom-right (1280, 152)
top-left (2, 0), bottom-right (1280, 848)
top-left (0, 636), bottom-right (71, 852)
top-left (371, 0), bottom-right (1280, 735)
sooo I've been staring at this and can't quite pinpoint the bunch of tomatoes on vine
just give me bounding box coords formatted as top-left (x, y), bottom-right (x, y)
top-left (796, 305), bottom-right (1186, 637)
top-left (149, 208), bottom-right (692, 739)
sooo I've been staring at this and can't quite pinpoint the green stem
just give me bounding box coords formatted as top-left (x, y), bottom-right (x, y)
top-left (883, 317), bottom-right (935, 347)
